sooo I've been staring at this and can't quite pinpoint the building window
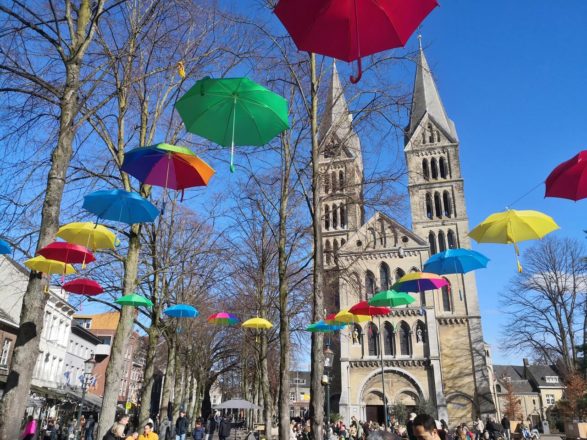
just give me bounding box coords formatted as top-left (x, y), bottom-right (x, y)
top-left (368, 322), bottom-right (379, 356)
top-left (441, 279), bottom-right (451, 312)
top-left (431, 157), bottom-right (439, 179)
top-left (379, 263), bottom-right (391, 291)
top-left (340, 204), bottom-right (346, 228)
top-left (428, 123), bottom-right (435, 144)
top-left (438, 231), bottom-right (447, 253)
top-left (324, 205), bottom-right (330, 230)
top-left (434, 192), bottom-right (442, 218)
top-left (545, 394), bottom-right (555, 405)
top-left (422, 159), bottom-right (430, 180)
top-left (416, 321), bottom-right (427, 343)
top-left (439, 157), bottom-right (448, 179)
top-left (324, 174), bottom-right (330, 194)
top-left (365, 271), bottom-right (376, 299)
top-left (545, 376), bottom-right (559, 383)
top-left (443, 191), bottom-right (452, 218)
top-left (379, 220), bottom-right (386, 247)
top-left (325, 240), bottom-right (332, 265)
top-left (496, 385), bottom-right (502, 393)
top-left (289, 392), bottom-right (295, 402)
top-left (384, 322), bottom-right (395, 356)
top-left (333, 240), bottom-right (339, 265)
top-left (332, 204), bottom-right (338, 229)
top-left (425, 193), bottom-right (433, 219)
top-left (447, 230), bottom-right (457, 249)
top-left (339, 170), bottom-right (344, 189)
top-left (399, 321), bottom-right (411, 356)
top-left (428, 231), bottom-right (437, 255)
top-left (0, 339), bottom-right (11, 366)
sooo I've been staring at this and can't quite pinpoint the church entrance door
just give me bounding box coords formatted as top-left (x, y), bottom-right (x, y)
top-left (365, 405), bottom-right (384, 425)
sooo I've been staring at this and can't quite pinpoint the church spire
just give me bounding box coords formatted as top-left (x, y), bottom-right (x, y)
top-left (408, 44), bottom-right (456, 140)
top-left (320, 61), bottom-right (352, 139)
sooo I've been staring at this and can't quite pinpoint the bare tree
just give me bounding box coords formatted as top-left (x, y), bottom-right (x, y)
top-left (500, 236), bottom-right (587, 373)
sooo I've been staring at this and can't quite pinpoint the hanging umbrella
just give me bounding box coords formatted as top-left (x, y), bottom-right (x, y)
top-left (334, 309), bottom-right (371, 324)
top-left (175, 77), bottom-right (289, 172)
top-left (163, 304), bottom-right (199, 318)
top-left (241, 317), bottom-right (273, 329)
top-left (325, 312), bottom-right (348, 326)
top-left (469, 209), bottom-right (559, 272)
top-left (57, 222), bottom-right (118, 251)
top-left (423, 248), bottom-right (489, 275)
top-left (545, 150), bottom-right (587, 201)
top-left (24, 256), bottom-right (76, 275)
top-left (83, 189), bottom-right (160, 225)
top-left (37, 242), bottom-right (95, 267)
top-left (207, 312), bottom-right (239, 326)
top-left (0, 239), bottom-right (12, 254)
top-left (274, 0), bottom-right (438, 83)
top-left (116, 293), bottom-right (153, 308)
top-left (392, 272), bottom-right (448, 293)
top-left (305, 320), bottom-right (345, 332)
top-left (348, 300), bottom-right (390, 317)
top-left (368, 290), bottom-right (415, 308)
top-left (121, 143), bottom-right (215, 198)
top-left (62, 279), bottom-right (104, 296)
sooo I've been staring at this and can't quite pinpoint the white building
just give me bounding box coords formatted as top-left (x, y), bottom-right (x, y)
top-left (64, 324), bottom-right (100, 389)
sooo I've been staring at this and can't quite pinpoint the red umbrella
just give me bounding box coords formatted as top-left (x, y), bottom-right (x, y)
top-left (348, 300), bottom-right (390, 317)
top-left (275, 0), bottom-right (438, 82)
top-left (38, 242), bottom-right (95, 267)
top-left (62, 279), bottom-right (104, 296)
top-left (545, 150), bottom-right (587, 201)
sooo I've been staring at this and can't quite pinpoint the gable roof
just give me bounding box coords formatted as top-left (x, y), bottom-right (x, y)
top-left (525, 365), bottom-right (563, 387)
top-left (493, 365), bottom-right (536, 394)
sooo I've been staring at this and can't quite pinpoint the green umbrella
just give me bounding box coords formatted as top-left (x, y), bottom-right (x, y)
top-left (368, 290), bottom-right (414, 308)
top-left (116, 293), bottom-right (153, 308)
top-left (175, 77), bottom-right (290, 172)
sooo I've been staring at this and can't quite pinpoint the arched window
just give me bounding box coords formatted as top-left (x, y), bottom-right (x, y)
top-left (428, 123), bottom-right (434, 143)
top-left (379, 220), bottom-right (386, 247)
top-left (438, 230), bottom-right (447, 252)
top-left (365, 271), bottom-right (376, 299)
top-left (341, 239), bottom-right (346, 247)
top-left (384, 322), bottom-right (395, 356)
top-left (395, 268), bottom-right (405, 284)
top-left (333, 240), bottom-right (339, 265)
top-left (399, 321), bottom-right (411, 356)
top-left (431, 158), bottom-right (439, 179)
top-left (425, 193), bottom-right (433, 219)
top-left (379, 262), bottom-right (391, 291)
top-left (340, 204), bottom-right (346, 228)
top-left (422, 159), bottom-right (430, 180)
top-left (368, 322), bottom-right (379, 356)
top-left (324, 173), bottom-right (330, 194)
top-left (442, 278), bottom-right (451, 312)
top-left (443, 191), bottom-right (452, 218)
top-left (435, 129), bottom-right (441, 143)
top-left (428, 231), bottom-right (437, 255)
top-left (439, 157), bottom-right (448, 179)
top-left (369, 228), bottom-right (377, 249)
top-left (331, 171), bottom-right (337, 192)
top-left (434, 192), bottom-right (442, 218)
top-left (422, 129), bottom-right (427, 144)
top-left (415, 320), bottom-right (427, 343)
top-left (339, 170), bottom-right (344, 189)
top-left (324, 205), bottom-right (330, 230)
top-left (447, 230), bottom-right (457, 249)
top-left (325, 240), bottom-right (332, 265)
top-left (332, 204), bottom-right (338, 229)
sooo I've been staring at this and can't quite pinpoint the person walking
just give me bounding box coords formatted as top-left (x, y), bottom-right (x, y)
top-left (218, 416), bottom-right (231, 440)
top-left (473, 418), bottom-right (484, 440)
top-left (138, 423), bottom-right (159, 440)
top-left (20, 416), bottom-right (37, 440)
top-left (192, 420), bottom-right (205, 440)
top-left (86, 415), bottom-right (96, 440)
top-left (501, 416), bottom-right (510, 440)
top-left (204, 414), bottom-right (216, 440)
top-left (175, 411), bottom-right (188, 440)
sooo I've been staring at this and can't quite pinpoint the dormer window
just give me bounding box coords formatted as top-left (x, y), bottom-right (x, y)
top-left (545, 376), bottom-right (559, 383)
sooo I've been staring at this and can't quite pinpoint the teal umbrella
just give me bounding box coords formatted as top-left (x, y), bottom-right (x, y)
top-left (116, 293), bottom-right (153, 308)
top-left (175, 77), bottom-right (289, 172)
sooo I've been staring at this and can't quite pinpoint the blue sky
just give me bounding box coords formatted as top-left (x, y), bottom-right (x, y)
top-left (408, 1), bottom-right (587, 364)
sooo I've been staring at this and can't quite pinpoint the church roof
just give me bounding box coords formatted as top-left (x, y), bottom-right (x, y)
top-left (408, 44), bottom-right (457, 140)
top-left (320, 62), bottom-right (352, 138)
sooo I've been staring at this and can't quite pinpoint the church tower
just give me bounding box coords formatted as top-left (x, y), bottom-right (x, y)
top-left (405, 43), bottom-right (496, 419)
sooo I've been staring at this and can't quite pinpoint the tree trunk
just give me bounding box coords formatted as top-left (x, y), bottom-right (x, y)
top-left (261, 331), bottom-right (273, 440)
top-left (309, 52), bottom-right (325, 440)
top-left (97, 225), bottom-right (142, 439)
top-left (278, 135), bottom-right (292, 440)
top-left (0, 57), bottom-right (81, 439)
top-left (160, 335), bottom-right (176, 420)
top-left (138, 322), bottom-right (159, 426)
top-left (172, 350), bottom-right (182, 420)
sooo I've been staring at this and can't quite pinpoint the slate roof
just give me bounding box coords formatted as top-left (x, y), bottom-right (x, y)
top-left (493, 365), bottom-right (536, 394)
top-left (526, 365), bottom-right (562, 387)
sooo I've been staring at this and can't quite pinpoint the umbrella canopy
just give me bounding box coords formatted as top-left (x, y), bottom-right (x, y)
top-left (207, 312), bottom-right (239, 326)
top-left (348, 300), bottom-right (390, 317)
top-left (116, 293), bottom-right (153, 308)
top-left (392, 272), bottom-right (448, 293)
top-left (175, 77), bottom-right (289, 172)
top-left (121, 143), bottom-right (215, 191)
top-left (83, 189), bottom-right (160, 225)
top-left (62, 279), bottom-right (104, 296)
top-left (38, 242), bottom-right (95, 266)
top-left (0, 239), bottom-right (11, 254)
top-left (242, 317), bottom-right (273, 329)
top-left (57, 222), bottom-right (118, 251)
top-left (274, 0), bottom-right (438, 82)
top-left (305, 320), bottom-right (346, 333)
top-left (325, 312), bottom-right (348, 326)
top-left (24, 256), bottom-right (76, 275)
top-left (214, 399), bottom-right (261, 410)
top-left (423, 248), bottom-right (489, 275)
top-left (163, 304), bottom-right (199, 318)
top-left (368, 290), bottom-right (415, 308)
top-left (545, 150), bottom-right (587, 201)
top-left (334, 309), bottom-right (371, 324)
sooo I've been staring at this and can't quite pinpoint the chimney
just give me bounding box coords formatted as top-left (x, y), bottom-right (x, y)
top-left (523, 358), bottom-right (529, 367)
top-left (523, 358), bottom-right (529, 379)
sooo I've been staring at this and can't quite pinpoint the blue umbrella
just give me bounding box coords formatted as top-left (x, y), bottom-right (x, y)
top-left (423, 248), bottom-right (489, 275)
top-left (163, 304), bottom-right (199, 318)
top-left (305, 320), bottom-right (345, 333)
top-left (83, 189), bottom-right (159, 225)
top-left (0, 239), bottom-right (12, 254)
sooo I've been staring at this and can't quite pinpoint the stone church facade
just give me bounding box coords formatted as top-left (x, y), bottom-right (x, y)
top-left (320, 48), bottom-right (495, 427)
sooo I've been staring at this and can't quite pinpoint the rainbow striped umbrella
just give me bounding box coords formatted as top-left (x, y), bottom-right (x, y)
top-left (207, 312), bottom-right (239, 326)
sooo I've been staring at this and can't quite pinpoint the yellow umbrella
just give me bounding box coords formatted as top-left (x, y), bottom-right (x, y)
top-left (469, 209), bottom-right (559, 272)
top-left (241, 317), bottom-right (273, 329)
top-left (24, 256), bottom-right (76, 275)
top-left (57, 222), bottom-right (118, 251)
top-left (334, 309), bottom-right (371, 324)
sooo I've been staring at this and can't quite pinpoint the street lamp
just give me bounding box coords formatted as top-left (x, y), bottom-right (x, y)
top-left (76, 356), bottom-right (96, 440)
top-left (323, 344), bottom-right (334, 430)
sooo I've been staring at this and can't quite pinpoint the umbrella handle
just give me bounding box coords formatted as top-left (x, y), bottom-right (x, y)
top-left (350, 58), bottom-right (363, 84)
